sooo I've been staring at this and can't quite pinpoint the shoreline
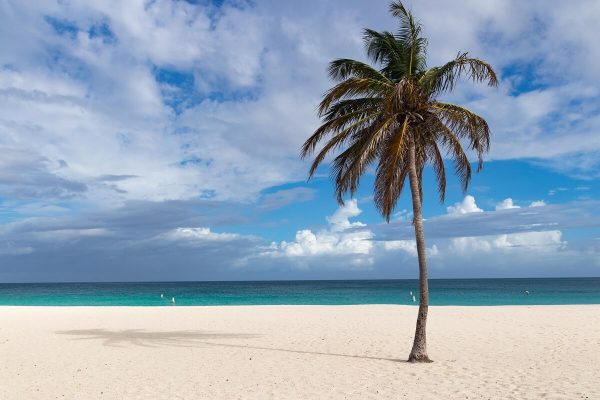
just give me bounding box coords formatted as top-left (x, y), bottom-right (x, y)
top-left (2, 305), bottom-right (599, 399)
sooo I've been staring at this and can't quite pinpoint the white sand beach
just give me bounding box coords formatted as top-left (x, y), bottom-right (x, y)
top-left (1, 305), bottom-right (598, 399)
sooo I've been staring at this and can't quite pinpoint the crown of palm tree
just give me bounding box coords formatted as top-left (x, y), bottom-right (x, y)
top-left (301, 1), bottom-right (497, 221)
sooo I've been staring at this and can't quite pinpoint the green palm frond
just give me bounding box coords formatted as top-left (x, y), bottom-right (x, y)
top-left (331, 116), bottom-right (396, 203)
top-left (328, 59), bottom-right (391, 83)
top-left (363, 29), bottom-right (405, 67)
top-left (419, 53), bottom-right (497, 96)
top-left (389, 2), bottom-right (427, 75)
top-left (426, 139), bottom-right (447, 202)
top-left (319, 77), bottom-right (391, 115)
top-left (432, 101), bottom-right (490, 171)
top-left (374, 118), bottom-right (410, 220)
top-left (302, 110), bottom-right (381, 169)
top-left (435, 119), bottom-right (473, 192)
top-left (322, 97), bottom-right (383, 120)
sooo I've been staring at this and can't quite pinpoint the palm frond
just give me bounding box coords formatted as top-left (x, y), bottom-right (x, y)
top-left (414, 129), bottom-right (428, 204)
top-left (434, 119), bottom-right (473, 192)
top-left (374, 117), bottom-right (410, 220)
top-left (303, 111), bottom-right (382, 179)
top-left (328, 59), bottom-right (391, 83)
top-left (363, 29), bottom-right (405, 68)
top-left (319, 77), bottom-right (392, 115)
top-left (322, 98), bottom-right (383, 120)
top-left (389, 2), bottom-right (420, 45)
top-left (332, 116), bottom-right (396, 203)
top-left (432, 101), bottom-right (490, 171)
top-left (389, 2), bottom-right (427, 75)
top-left (419, 53), bottom-right (498, 96)
top-left (426, 140), bottom-right (447, 202)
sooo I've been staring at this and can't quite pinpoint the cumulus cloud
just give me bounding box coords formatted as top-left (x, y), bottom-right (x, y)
top-left (496, 198), bottom-right (520, 210)
top-left (372, 195), bottom-right (598, 277)
top-left (496, 198), bottom-right (546, 210)
top-left (325, 200), bottom-right (366, 232)
top-left (447, 195), bottom-right (483, 215)
top-left (263, 200), bottom-right (375, 266)
top-left (261, 199), bottom-right (438, 269)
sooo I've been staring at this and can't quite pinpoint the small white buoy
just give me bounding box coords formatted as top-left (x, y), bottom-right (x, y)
top-left (412, 295), bottom-right (416, 303)
top-left (171, 297), bottom-right (176, 304)
top-left (410, 291), bottom-right (413, 296)
top-left (160, 293), bottom-right (164, 299)
top-left (524, 290), bottom-right (530, 295)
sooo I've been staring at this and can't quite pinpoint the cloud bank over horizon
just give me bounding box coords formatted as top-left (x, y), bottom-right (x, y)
top-left (1, 194), bottom-right (599, 281)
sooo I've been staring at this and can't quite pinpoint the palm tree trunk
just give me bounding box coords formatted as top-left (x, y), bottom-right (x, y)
top-left (407, 139), bottom-right (432, 363)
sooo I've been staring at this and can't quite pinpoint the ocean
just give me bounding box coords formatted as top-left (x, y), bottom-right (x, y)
top-left (0, 278), bottom-right (599, 306)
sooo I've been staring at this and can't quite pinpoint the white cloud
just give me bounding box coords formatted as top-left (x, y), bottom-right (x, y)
top-left (262, 200), bottom-right (437, 268)
top-left (1, 194), bottom-right (598, 280)
top-left (2, 0), bottom-right (600, 213)
top-left (449, 230), bottom-right (565, 254)
top-left (0, 0), bottom-right (301, 206)
top-left (496, 198), bottom-right (547, 210)
top-left (447, 195), bottom-right (483, 215)
top-left (265, 200), bottom-right (373, 263)
top-left (408, 1), bottom-right (600, 179)
top-left (277, 228), bottom-right (373, 257)
top-left (166, 227), bottom-right (240, 242)
top-left (369, 195), bottom-right (597, 276)
top-left (325, 199), bottom-right (366, 232)
top-left (496, 198), bottom-right (520, 210)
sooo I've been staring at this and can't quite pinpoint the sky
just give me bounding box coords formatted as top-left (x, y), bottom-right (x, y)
top-left (0, 0), bottom-right (599, 282)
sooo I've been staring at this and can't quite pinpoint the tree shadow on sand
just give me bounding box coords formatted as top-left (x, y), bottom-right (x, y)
top-left (56, 329), bottom-right (259, 348)
top-left (56, 329), bottom-right (404, 362)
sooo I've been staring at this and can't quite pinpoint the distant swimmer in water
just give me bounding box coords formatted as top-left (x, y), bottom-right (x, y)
top-left (412, 295), bottom-right (416, 303)
top-left (160, 293), bottom-right (164, 299)
top-left (524, 290), bottom-right (530, 295)
top-left (172, 297), bottom-right (176, 304)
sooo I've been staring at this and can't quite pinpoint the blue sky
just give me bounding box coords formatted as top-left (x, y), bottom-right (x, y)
top-left (0, 0), bottom-right (599, 282)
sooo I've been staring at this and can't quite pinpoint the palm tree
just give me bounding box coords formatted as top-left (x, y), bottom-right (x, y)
top-left (301, 2), bottom-right (497, 362)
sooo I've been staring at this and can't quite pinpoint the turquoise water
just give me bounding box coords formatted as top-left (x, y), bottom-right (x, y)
top-left (0, 278), bottom-right (599, 306)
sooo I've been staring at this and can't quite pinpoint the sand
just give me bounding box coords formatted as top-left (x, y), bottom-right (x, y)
top-left (0, 305), bottom-right (599, 399)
